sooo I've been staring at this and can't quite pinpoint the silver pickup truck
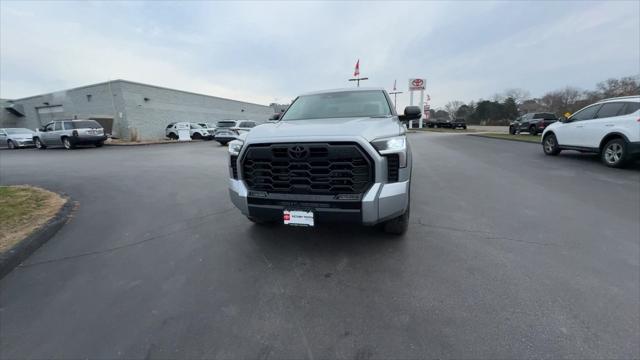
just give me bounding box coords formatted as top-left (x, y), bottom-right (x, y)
top-left (34, 119), bottom-right (107, 150)
top-left (227, 88), bottom-right (421, 235)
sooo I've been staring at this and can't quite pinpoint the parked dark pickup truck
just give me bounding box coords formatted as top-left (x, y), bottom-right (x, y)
top-left (426, 118), bottom-right (467, 129)
top-left (450, 118), bottom-right (467, 129)
top-left (509, 112), bottom-right (558, 135)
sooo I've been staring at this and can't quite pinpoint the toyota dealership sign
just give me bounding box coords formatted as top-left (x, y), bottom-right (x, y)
top-left (408, 78), bottom-right (425, 91)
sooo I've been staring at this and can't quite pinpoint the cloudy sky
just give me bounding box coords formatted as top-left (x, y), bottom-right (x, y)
top-left (1, 1), bottom-right (638, 109)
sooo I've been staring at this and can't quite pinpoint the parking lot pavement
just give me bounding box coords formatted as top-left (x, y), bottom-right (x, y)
top-left (0, 135), bottom-right (638, 359)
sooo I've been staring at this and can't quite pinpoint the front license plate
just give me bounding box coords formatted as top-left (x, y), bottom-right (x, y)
top-left (283, 210), bottom-right (314, 227)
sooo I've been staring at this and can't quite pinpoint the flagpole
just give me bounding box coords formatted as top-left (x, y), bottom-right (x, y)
top-left (348, 59), bottom-right (368, 87)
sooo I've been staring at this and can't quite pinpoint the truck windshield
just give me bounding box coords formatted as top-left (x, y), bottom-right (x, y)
top-left (281, 90), bottom-right (392, 121)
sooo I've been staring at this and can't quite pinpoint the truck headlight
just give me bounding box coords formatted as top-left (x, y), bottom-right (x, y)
top-left (371, 135), bottom-right (407, 167)
top-left (228, 139), bottom-right (244, 156)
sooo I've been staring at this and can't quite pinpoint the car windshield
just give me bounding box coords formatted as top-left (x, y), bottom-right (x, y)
top-left (281, 90), bottom-right (392, 121)
top-left (69, 120), bottom-right (101, 129)
top-left (216, 121), bottom-right (236, 127)
top-left (5, 128), bottom-right (34, 135)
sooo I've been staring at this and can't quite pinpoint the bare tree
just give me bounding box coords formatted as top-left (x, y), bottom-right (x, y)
top-left (444, 100), bottom-right (464, 119)
top-left (540, 86), bottom-right (582, 114)
top-left (503, 88), bottom-right (531, 104)
top-left (491, 93), bottom-right (505, 103)
top-left (596, 76), bottom-right (640, 98)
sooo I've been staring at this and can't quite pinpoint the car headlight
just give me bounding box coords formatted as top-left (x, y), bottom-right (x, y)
top-left (371, 135), bottom-right (407, 167)
top-left (228, 139), bottom-right (244, 156)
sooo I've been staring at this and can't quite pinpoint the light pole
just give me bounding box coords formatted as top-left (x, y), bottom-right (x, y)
top-left (348, 76), bottom-right (369, 87)
top-left (389, 80), bottom-right (402, 111)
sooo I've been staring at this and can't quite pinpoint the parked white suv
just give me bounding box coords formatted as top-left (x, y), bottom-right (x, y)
top-left (542, 96), bottom-right (640, 168)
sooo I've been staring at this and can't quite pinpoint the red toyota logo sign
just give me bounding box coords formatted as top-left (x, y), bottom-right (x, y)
top-left (409, 78), bottom-right (426, 90)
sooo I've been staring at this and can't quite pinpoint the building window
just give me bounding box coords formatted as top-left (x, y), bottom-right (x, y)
top-left (86, 94), bottom-right (92, 102)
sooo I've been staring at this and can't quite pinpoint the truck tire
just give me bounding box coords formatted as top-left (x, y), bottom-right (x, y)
top-left (62, 137), bottom-right (75, 150)
top-left (542, 133), bottom-right (561, 156)
top-left (601, 138), bottom-right (630, 168)
top-left (7, 140), bottom-right (17, 149)
top-left (34, 137), bottom-right (47, 149)
top-left (95, 141), bottom-right (104, 148)
top-left (383, 202), bottom-right (410, 235)
top-left (509, 126), bottom-right (516, 135)
top-left (529, 125), bottom-right (538, 136)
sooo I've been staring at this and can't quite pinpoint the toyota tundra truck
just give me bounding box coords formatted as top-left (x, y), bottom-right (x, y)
top-left (227, 88), bottom-right (421, 234)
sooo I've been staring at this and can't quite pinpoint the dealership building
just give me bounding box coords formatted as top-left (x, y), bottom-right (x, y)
top-left (0, 80), bottom-right (277, 140)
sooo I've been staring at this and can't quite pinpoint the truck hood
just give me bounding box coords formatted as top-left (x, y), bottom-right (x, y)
top-left (246, 117), bottom-right (404, 143)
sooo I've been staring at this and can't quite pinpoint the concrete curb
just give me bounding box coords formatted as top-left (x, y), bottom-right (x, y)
top-left (468, 133), bottom-right (541, 144)
top-left (105, 140), bottom-right (213, 147)
top-left (0, 196), bottom-right (75, 279)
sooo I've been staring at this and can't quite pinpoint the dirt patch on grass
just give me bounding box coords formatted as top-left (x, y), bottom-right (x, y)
top-left (0, 185), bottom-right (66, 253)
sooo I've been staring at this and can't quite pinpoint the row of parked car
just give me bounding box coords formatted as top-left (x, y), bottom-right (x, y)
top-left (0, 118), bottom-right (265, 150)
top-left (164, 120), bottom-right (258, 145)
top-left (1, 119), bottom-right (106, 150)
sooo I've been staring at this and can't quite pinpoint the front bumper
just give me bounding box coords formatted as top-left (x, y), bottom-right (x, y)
top-left (215, 135), bottom-right (237, 143)
top-left (229, 179), bottom-right (409, 226)
top-left (14, 140), bottom-right (35, 147)
top-left (70, 135), bottom-right (108, 144)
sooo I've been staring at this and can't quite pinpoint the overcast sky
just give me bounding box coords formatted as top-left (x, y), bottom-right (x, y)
top-left (1, 1), bottom-right (638, 109)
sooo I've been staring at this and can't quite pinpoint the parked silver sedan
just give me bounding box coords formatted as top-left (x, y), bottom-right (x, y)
top-left (0, 128), bottom-right (36, 149)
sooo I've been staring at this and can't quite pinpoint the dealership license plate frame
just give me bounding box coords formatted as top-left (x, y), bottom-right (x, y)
top-left (283, 210), bottom-right (315, 227)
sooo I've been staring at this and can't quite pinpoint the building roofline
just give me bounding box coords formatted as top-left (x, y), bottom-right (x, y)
top-left (11, 79), bottom-right (270, 108)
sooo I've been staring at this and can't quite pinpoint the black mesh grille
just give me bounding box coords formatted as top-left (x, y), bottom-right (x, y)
top-left (386, 154), bottom-right (400, 182)
top-left (242, 143), bottom-right (373, 195)
top-left (230, 155), bottom-right (238, 179)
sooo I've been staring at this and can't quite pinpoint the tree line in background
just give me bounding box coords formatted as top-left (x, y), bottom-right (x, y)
top-left (436, 75), bottom-right (639, 125)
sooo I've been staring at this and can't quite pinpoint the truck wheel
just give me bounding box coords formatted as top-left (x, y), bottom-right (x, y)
top-left (529, 125), bottom-right (538, 136)
top-left (62, 137), bottom-right (75, 150)
top-left (542, 134), bottom-right (561, 156)
top-left (34, 138), bottom-right (46, 149)
top-left (168, 133), bottom-right (178, 140)
top-left (383, 202), bottom-right (410, 235)
top-left (7, 140), bottom-right (16, 149)
top-left (192, 132), bottom-right (202, 140)
top-left (95, 141), bottom-right (104, 148)
top-left (601, 138), bottom-right (629, 168)
top-left (509, 126), bottom-right (516, 135)
top-left (218, 141), bottom-right (229, 146)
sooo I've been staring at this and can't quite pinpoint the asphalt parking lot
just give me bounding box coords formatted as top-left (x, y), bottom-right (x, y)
top-left (1, 133), bottom-right (638, 359)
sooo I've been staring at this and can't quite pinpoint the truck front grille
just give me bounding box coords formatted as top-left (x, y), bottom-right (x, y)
top-left (242, 142), bottom-right (373, 195)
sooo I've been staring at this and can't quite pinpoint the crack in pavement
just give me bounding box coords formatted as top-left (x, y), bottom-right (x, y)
top-left (19, 207), bottom-right (237, 268)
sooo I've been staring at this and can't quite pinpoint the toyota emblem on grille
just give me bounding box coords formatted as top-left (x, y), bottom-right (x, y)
top-left (288, 145), bottom-right (309, 160)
